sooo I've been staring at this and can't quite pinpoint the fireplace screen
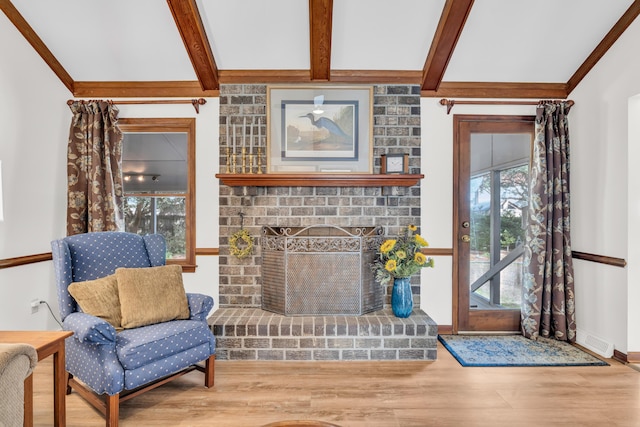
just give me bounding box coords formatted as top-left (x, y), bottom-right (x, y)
top-left (261, 225), bottom-right (384, 316)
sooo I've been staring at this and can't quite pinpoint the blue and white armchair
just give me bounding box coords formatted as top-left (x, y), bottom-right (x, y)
top-left (51, 231), bottom-right (215, 427)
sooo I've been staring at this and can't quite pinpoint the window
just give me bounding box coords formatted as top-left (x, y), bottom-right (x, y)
top-left (119, 118), bottom-right (196, 271)
top-left (470, 164), bottom-right (528, 308)
top-left (469, 132), bottom-right (531, 309)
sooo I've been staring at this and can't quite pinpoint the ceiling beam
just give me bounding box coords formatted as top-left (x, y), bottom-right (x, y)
top-left (218, 70), bottom-right (422, 84)
top-left (71, 77), bottom-right (568, 99)
top-left (0, 0), bottom-right (74, 93)
top-left (330, 70), bottom-right (422, 84)
top-left (73, 81), bottom-right (219, 98)
top-left (421, 82), bottom-right (568, 99)
top-left (421, 0), bottom-right (474, 92)
top-left (566, 0), bottom-right (640, 94)
top-left (309, 0), bottom-right (333, 81)
top-left (220, 70), bottom-right (315, 84)
top-left (166, 0), bottom-right (219, 91)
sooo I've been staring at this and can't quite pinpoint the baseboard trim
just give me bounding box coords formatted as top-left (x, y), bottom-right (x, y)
top-left (613, 349), bottom-right (627, 364)
top-left (437, 325), bottom-right (453, 335)
top-left (627, 351), bottom-right (640, 364)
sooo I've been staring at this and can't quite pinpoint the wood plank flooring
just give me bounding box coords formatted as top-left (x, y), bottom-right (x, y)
top-left (31, 342), bottom-right (640, 427)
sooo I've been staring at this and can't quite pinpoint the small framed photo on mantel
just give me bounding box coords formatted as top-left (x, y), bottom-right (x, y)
top-left (381, 153), bottom-right (409, 174)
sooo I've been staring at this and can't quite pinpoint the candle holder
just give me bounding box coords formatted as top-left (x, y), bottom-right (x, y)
top-left (241, 147), bottom-right (247, 174)
top-left (257, 147), bottom-right (263, 174)
top-left (226, 147), bottom-right (231, 173)
top-left (248, 154), bottom-right (255, 174)
top-left (231, 152), bottom-right (237, 174)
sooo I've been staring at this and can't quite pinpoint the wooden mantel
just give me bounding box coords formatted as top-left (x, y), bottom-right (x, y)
top-left (215, 173), bottom-right (424, 187)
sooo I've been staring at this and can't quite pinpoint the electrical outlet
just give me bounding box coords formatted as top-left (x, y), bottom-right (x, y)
top-left (30, 299), bottom-right (40, 314)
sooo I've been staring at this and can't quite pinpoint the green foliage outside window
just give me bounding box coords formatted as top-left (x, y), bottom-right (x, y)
top-left (123, 196), bottom-right (186, 259)
top-left (470, 210), bottom-right (524, 255)
top-left (470, 164), bottom-right (528, 256)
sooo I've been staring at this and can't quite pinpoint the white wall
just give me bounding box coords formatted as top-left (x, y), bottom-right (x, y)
top-left (569, 14), bottom-right (640, 355)
top-left (628, 95), bottom-right (640, 353)
top-left (0, 14), bottom-right (221, 330)
top-left (0, 12), bottom-right (70, 330)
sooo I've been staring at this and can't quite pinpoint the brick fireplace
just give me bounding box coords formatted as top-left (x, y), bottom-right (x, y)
top-left (211, 84), bottom-right (437, 361)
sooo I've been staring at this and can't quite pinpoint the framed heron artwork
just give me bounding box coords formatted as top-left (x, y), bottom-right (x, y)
top-left (267, 86), bottom-right (373, 173)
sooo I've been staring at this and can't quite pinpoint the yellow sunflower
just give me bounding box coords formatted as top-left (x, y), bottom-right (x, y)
top-left (385, 259), bottom-right (397, 272)
top-left (408, 224), bottom-right (417, 231)
top-left (380, 239), bottom-right (397, 254)
top-left (415, 234), bottom-right (428, 247)
top-left (396, 250), bottom-right (407, 260)
top-left (414, 252), bottom-right (427, 265)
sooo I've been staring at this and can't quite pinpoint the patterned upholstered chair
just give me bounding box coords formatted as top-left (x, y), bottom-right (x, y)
top-left (51, 231), bottom-right (215, 427)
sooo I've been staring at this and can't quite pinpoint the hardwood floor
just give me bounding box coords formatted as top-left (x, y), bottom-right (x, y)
top-left (31, 342), bottom-right (640, 427)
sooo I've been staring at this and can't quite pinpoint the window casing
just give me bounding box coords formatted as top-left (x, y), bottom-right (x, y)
top-left (119, 118), bottom-right (196, 272)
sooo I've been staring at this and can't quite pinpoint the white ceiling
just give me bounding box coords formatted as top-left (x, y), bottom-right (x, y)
top-left (445, 0), bottom-right (633, 83)
top-left (330, 0), bottom-right (443, 71)
top-left (4, 0), bottom-right (638, 96)
top-left (11, 0), bottom-right (198, 81)
top-left (202, 0), bottom-right (312, 70)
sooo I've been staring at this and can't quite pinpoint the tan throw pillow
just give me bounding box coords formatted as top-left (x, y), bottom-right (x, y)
top-left (116, 264), bottom-right (190, 329)
top-left (68, 274), bottom-right (122, 329)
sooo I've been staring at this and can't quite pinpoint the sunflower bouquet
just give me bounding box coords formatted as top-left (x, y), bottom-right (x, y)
top-left (372, 224), bottom-right (434, 286)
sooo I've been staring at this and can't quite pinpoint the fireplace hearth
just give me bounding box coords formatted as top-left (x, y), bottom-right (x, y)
top-left (208, 307), bottom-right (438, 361)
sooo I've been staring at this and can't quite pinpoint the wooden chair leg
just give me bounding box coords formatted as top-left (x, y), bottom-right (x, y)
top-left (205, 354), bottom-right (215, 388)
top-left (105, 393), bottom-right (119, 427)
top-left (24, 374), bottom-right (33, 427)
top-left (66, 373), bottom-right (73, 395)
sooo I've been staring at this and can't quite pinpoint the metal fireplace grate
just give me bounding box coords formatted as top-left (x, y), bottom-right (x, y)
top-left (261, 225), bottom-right (384, 316)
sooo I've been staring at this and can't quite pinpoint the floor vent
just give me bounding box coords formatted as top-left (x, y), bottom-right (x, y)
top-left (577, 329), bottom-right (614, 358)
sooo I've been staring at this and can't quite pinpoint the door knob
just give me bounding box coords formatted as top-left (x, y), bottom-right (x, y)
top-left (461, 235), bottom-right (470, 243)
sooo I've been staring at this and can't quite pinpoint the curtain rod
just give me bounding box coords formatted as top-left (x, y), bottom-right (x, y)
top-left (439, 98), bottom-right (574, 115)
top-left (66, 98), bottom-right (207, 114)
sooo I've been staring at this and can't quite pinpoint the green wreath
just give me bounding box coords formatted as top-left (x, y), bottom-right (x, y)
top-left (229, 228), bottom-right (253, 259)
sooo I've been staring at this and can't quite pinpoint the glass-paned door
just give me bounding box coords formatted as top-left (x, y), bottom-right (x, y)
top-left (455, 116), bottom-right (534, 332)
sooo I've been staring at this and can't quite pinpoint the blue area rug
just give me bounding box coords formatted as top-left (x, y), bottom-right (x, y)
top-left (438, 334), bottom-right (609, 367)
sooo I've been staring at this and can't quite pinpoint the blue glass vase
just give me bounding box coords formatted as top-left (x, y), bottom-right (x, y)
top-left (391, 277), bottom-right (413, 318)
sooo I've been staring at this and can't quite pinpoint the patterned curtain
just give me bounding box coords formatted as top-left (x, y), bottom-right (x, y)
top-left (66, 101), bottom-right (123, 235)
top-left (521, 101), bottom-right (576, 342)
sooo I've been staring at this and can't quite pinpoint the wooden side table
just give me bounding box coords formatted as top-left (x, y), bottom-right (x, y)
top-left (0, 330), bottom-right (73, 427)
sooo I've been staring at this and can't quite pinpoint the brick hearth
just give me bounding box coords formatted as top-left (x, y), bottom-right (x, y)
top-left (208, 308), bottom-right (438, 361)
